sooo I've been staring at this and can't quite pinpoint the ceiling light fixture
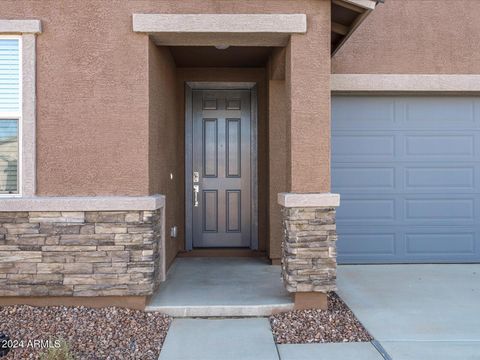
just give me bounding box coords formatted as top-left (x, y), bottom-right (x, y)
top-left (214, 45), bottom-right (230, 50)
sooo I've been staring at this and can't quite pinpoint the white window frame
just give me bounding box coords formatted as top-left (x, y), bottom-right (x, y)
top-left (0, 35), bottom-right (22, 197)
top-left (0, 20), bottom-right (41, 198)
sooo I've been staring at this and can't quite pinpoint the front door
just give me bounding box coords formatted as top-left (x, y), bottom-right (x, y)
top-left (190, 89), bottom-right (252, 248)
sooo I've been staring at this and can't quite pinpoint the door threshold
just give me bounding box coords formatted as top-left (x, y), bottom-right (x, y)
top-left (177, 248), bottom-right (266, 258)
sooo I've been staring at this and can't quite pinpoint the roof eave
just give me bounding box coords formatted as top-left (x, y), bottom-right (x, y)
top-left (331, 0), bottom-right (383, 56)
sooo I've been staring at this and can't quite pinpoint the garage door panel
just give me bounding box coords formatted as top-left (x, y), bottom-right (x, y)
top-left (333, 96), bottom-right (480, 263)
top-left (337, 226), bottom-right (479, 264)
top-left (338, 232), bottom-right (396, 256)
top-left (405, 198), bottom-right (475, 222)
top-left (405, 134), bottom-right (475, 158)
top-left (337, 195), bottom-right (477, 226)
top-left (333, 165), bottom-right (477, 193)
top-left (405, 166), bottom-right (475, 191)
top-left (404, 97), bottom-right (477, 128)
top-left (334, 132), bottom-right (478, 162)
top-left (337, 226), bottom-right (403, 263)
top-left (333, 134), bottom-right (395, 158)
top-left (338, 198), bottom-right (396, 222)
top-left (332, 166), bottom-right (395, 191)
top-left (405, 231), bottom-right (476, 256)
top-left (332, 97), bottom-right (395, 129)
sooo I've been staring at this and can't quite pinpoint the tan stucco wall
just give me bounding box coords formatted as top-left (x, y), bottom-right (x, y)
top-left (148, 42), bottom-right (179, 270)
top-left (268, 80), bottom-right (288, 261)
top-left (286, 1), bottom-right (331, 193)
top-left (333, 0), bottom-right (480, 74)
top-left (1, 1), bottom-right (151, 196)
top-left (0, 0), bottom-right (330, 196)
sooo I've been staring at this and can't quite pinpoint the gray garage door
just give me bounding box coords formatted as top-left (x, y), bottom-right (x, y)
top-left (332, 96), bottom-right (480, 263)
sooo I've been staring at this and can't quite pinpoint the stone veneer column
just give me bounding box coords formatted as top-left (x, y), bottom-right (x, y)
top-left (278, 193), bottom-right (340, 310)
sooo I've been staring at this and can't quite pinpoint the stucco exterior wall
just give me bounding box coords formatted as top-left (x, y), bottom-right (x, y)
top-left (1, 1), bottom-right (151, 196)
top-left (268, 80), bottom-right (288, 262)
top-left (0, 0), bottom-right (331, 196)
top-left (286, 2), bottom-right (331, 193)
top-left (148, 43), bottom-right (179, 270)
top-left (333, 0), bottom-right (480, 74)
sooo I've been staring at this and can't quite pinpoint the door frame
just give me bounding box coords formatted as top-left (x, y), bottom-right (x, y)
top-left (185, 82), bottom-right (258, 251)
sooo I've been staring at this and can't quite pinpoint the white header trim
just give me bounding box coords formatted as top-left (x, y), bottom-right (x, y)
top-left (332, 74), bottom-right (480, 93)
top-left (0, 195), bottom-right (165, 212)
top-left (278, 193), bottom-right (340, 208)
top-left (133, 14), bottom-right (306, 34)
top-left (0, 20), bottom-right (42, 34)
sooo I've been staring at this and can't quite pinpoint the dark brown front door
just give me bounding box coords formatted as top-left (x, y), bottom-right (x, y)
top-left (191, 89), bottom-right (252, 247)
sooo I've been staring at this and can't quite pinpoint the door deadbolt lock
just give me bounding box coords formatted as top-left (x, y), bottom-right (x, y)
top-left (193, 171), bottom-right (200, 183)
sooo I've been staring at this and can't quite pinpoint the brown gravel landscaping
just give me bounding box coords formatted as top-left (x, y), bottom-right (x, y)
top-left (270, 292), bottom-right (372, 344)
top-left (0, 306), bottom-right (171, 359)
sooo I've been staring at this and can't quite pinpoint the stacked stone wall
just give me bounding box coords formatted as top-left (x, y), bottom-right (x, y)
top-left (281, 207), bottom-right (337, 293)
top-left (0, 210), bottom-right (162, 296)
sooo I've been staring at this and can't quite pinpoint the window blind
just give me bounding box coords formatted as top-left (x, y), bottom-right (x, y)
top-left (0, 38), bottom-right (20, 194)
top-left (0, 39), bottom-right (20, 113)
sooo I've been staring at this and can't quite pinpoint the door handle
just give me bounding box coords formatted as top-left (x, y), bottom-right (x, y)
top-left (193, 185), bottom-right (199, 207)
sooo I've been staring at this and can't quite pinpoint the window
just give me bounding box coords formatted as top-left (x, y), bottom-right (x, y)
top-left (0, 36), bottom-right (20, 195)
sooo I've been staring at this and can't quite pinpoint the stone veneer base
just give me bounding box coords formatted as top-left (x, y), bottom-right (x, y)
top-left (0, 210), bottom-right (163, 297)
top-left (280, 203), bottom-right (339, 294)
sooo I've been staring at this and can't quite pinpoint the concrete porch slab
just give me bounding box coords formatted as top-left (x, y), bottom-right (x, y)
top-left (278, 343), bottom-right (384, 360)
top-left (146, 257), bottom-right (293, 317)
top-left (159, 318), bottom-right (278, 360)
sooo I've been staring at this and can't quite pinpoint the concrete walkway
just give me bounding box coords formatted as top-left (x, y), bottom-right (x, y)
top-left (158, 263), bottom-right (480, 359)
top-left (159, 318), bottom-right (382, 360)
top-left (159, 318), bottom-right (279, 360)
top-left (278, 343), bottom-right (383, 360)
top-left (338, 264), bottom-right (480, 360)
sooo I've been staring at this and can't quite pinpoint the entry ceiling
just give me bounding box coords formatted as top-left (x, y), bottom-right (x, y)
top-left (169, 46), bottom-right (274, 68)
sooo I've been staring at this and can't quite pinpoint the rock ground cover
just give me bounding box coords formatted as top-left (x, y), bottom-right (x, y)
top-left (1, 293), bottom-right (370, 358)
top-left (270, 292), bottom-right (372, 344)
top-left (0, 305), bottom-right (171, 359)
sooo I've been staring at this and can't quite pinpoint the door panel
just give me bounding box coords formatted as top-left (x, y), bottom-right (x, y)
top-left (191, 90), bottom-right (251, 247)
top-left (203, 119), bottom-right (218, 177)
top-left (332, 96), bottom-right (480, 264)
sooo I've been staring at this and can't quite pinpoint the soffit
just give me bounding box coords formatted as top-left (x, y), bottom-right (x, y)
top-left (331, 0), bottom-right (382, 56)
